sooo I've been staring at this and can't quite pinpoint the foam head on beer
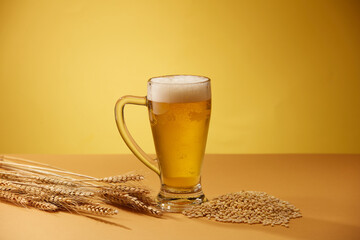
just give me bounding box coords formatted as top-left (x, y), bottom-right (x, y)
top-left (148, 75), bottom-right (211, 103)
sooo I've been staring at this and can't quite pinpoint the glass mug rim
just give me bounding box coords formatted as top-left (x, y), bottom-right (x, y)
top-left (148, 74), bottom-right (210, 85)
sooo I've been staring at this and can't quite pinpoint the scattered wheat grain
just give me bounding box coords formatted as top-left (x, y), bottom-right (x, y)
top-left (183, 191), bottom-right (301, 227)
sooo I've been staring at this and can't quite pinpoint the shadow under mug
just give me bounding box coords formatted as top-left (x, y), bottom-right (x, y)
top-left (115, 75), bottom-right (211, 212)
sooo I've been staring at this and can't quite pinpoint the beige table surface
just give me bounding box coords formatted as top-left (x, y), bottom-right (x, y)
top-left (0, 154), bottom-right (359, 240)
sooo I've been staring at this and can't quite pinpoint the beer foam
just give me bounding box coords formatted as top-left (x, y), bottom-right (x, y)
top-left (147, 75), bottom-right (211, 103)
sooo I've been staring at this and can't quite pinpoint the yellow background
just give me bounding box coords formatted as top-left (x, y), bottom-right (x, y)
top-left (0, 0), bottom-right (359, 154)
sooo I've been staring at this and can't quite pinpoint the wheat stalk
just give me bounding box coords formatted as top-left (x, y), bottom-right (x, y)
top-left (100, 192), bottom-right (162, 217)
top-left (0, 155), bottom-right (162, 217)
top-left (74, 174), bottom-right (145, 184)
top-left (1, 161), bottom-right (96, 180)
top-left (107, 185), bottom-right (150, 194)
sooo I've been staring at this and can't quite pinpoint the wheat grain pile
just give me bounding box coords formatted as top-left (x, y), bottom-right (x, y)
top-left (0, 155), bottom-right (162, 217)
top-left (183, 191), bottom-right (302, 227)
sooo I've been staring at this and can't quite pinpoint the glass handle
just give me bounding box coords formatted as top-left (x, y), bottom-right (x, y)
top-left (114, 95), bottom-right (160, 175)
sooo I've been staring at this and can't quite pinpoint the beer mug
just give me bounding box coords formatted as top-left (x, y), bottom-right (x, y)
top-left (115, 75), bottom-right (211, 212)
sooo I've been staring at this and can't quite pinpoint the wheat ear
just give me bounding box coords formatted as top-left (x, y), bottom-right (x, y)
top-left (107, 185), bottom-right (150, 194)
top-left (102, 193), bottom-right (162, 217)
top-left (0, 190), bottom-right (29, 206)
top-left (29, 200), bottom-right (59, 211)
top-left (69, 204), bottom-right (118, 216)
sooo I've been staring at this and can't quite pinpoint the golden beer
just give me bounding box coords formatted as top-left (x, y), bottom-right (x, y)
top-left (148, 99), bottom-right (211, 188)
top-left (115, 75), bottom-right (211, 211)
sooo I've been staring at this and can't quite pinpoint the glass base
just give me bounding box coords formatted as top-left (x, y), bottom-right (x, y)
top-left (157, 183), bottom-right (206, 213)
